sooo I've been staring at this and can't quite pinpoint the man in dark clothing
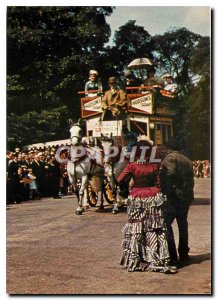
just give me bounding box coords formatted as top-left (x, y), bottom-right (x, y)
top-left (47, 157), bottom-right (61, 199)
top-left (124, 70), bottom-right (142, 93)
top-left (31, 153), bottom-right (46, 197)
top-left (159, 138), bottom-right (194, 264)
top-left (7, 154), bottom-right (20, 203)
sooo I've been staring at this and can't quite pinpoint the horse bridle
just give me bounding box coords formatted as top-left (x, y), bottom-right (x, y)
top-left (70, 123), bottom-right (82, 144)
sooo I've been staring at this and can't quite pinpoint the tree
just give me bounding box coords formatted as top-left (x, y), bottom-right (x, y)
top-left (153, 28), bottom-right (200, 87)
top-left (7, 6), bottom-right (114, 147)
top-left (7, 6), bottom-right (113, 115)
top-left (108, 20), bottom-right (154, 76)
top-left (153, 29), bottom-right (210, 159)
top-left (187, 36), bottom-right (211, 159)
top-left (7, 106), bottom-right (71, 150)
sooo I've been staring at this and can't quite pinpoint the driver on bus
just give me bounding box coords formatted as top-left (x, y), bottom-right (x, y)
top-left (101, 77), bottom-right (127, 121)
top-left (85, 70), bottom-right (103, 97)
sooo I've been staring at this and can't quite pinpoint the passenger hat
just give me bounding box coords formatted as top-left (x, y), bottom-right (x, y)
top-left (89, 70), bottom-right (98, 76)
top-left (163, 73), bottom-right (173, 79)
top-left (124, 70), bottom-right (135, 79)
top-left (108, 77), bottom-right (116, 84)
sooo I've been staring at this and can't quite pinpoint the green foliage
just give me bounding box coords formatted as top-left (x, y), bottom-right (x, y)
top-left (153, 28), bottom-right (201, 86)
top-left (7, 8), bottom-right (210, 159)
top-left (7, 6), bottom-right (113, 115)
top-left (7, 106), bottom-right (71, 150)
top-left (109, 20), bottom-right (154, 73)
top-left (7, 6), bottom-right (113, 148)
top-left (156, 32), bottom-right (211, 159)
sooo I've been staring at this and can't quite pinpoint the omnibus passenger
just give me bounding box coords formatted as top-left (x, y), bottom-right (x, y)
top-left (142, 67), bottom-right (165, 91)
top-left (85, 70), bottom-right (103, 97)
top-left (162, 73), bottom-right (178, 94)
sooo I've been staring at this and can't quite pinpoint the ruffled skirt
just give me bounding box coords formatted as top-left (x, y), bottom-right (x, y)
top-left (120, 192), bottom-right (177, 273)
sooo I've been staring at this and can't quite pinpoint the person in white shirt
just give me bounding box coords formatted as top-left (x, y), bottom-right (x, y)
top-left (85, 70), bottom-right (103, 97)
top-left (163, 74), bottom-right (178, 94)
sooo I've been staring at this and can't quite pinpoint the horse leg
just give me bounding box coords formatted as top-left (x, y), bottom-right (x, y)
top-left (112, 183), bottom-right (119, 214)
top-left (83, 188), bottom-right (90, 210)
top-left (76, 175), bottom-right (88, 215)
top-left (110, 178), bottom-right (125, 214)
top-left (93, 175), bottom-right (103, 211)
top-left (68, 173), bottom-right (79, 200)
top-left (96, 187), bottom-right (104, 212)
top-left (105, 165), bottom-right (117, 213)
top-left (107, 175), bottom-right (119, 214)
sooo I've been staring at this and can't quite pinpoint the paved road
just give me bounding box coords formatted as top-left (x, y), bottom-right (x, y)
top-left (194, 178), bottom-right (211, 204)
top-left (7, 178), bottom-right (211, 295)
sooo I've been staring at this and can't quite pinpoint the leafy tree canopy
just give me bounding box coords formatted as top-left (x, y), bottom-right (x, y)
top-left (7, 7), bottom-right (210, 159)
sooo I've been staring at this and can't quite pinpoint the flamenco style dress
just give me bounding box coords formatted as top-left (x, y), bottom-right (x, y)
top-left (118, 162), bottom-right (177, 274)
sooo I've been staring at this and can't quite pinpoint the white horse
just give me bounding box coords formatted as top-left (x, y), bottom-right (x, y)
top-left (67, 122), bottom-right (104, 215)
top-left (101, 133), bottom-right (154, 214)
top-left (101, 134), bottom-right (129, 214)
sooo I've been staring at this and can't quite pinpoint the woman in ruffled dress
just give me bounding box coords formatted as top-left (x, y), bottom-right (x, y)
top-left (117, 141), bottom-right (177, 274)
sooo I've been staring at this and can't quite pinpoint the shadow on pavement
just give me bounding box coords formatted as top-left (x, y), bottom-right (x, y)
top-left (95, 205), bottom-right (127, 214)
top-left (193, 198), bottom-right (211, 205)
top-left (178, 252), bottom-right (211, 269)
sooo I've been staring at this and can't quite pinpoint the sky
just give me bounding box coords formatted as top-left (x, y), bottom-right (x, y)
top-left (106, 6), bottom-right (210, 44)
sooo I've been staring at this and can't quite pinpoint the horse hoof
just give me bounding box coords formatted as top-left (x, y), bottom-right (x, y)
top-left (112, 209), bottom-right (118, 214)
top-left (96, 206), bottom-right (104, 212)
top-left (75, 210), bottom-right (82, 215)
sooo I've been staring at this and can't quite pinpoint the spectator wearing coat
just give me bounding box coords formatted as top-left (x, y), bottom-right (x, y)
top-left (159, 137), bottom-right (194, 264)
top-left (31, 152), bottom-right (46, 197)
top-left (47, 157), bottom-right (62, 199)
top-left (7, 154), bottom-right (20, 204)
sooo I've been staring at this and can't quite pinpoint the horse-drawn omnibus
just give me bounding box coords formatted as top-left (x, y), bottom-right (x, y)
top-left (67, 73), bottom-right (177, 214)
top-left (80, 87), bottom-right (176, 146)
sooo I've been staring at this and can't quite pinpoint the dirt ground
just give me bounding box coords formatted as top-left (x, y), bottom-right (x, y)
top-left (6, 178), bottom-right (211, 295)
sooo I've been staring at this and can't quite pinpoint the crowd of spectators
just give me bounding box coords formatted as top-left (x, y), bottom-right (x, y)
top-left (193, 160), bottom-right (211, 178)
top-left (6, 145), bottom-right (211, 204)
top-left (6, 146), bottom-right (71, 204)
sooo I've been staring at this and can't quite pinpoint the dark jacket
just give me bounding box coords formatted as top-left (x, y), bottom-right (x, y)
top-left (159, 150), bottom-right (194, 204)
